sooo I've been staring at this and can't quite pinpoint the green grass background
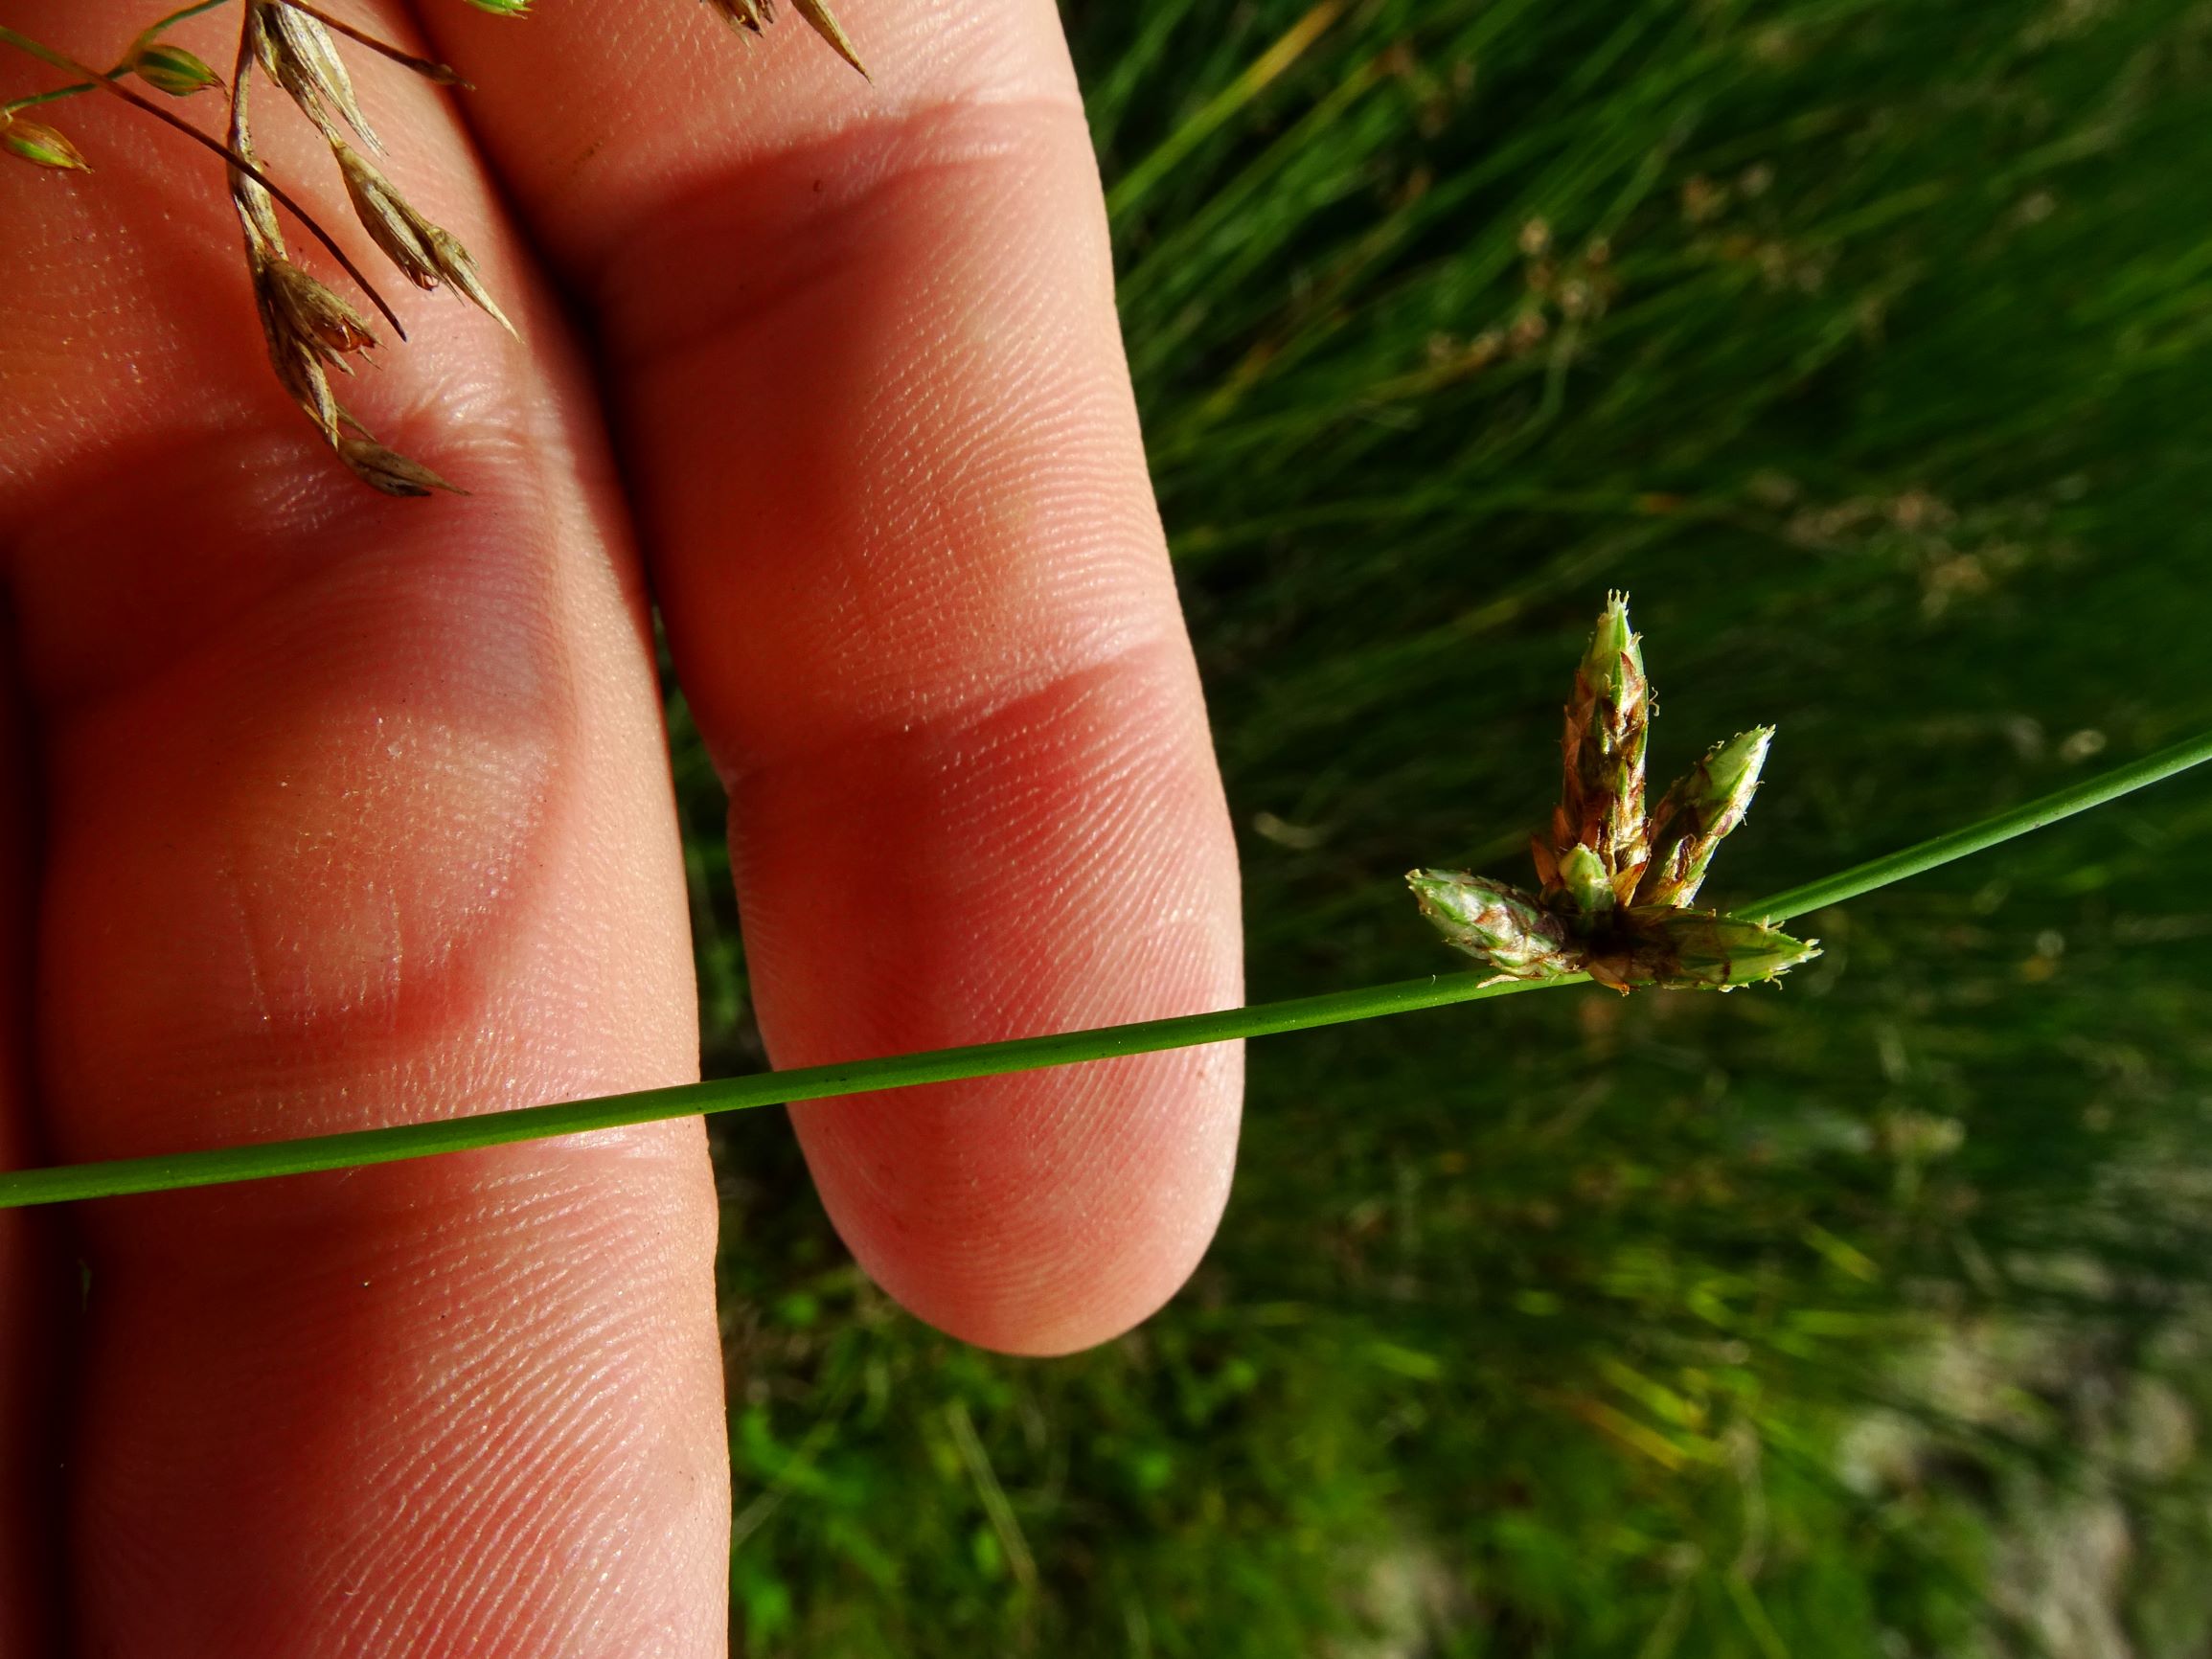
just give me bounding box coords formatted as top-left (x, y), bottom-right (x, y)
top-left (671, 1), bottom-right (2212, 1651)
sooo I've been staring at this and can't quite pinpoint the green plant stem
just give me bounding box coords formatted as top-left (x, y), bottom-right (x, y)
top-left (138, 0), bottom-right (238, 38)
top-left (0, 21), bottom-right (406, 337)
top-left (0, 731), bottom-right (2204, 1211)
top-left (0, 975), bottom-right (1572, 1209)
top-left (1747, 727), bottom-right (2212, 923)
top-left (2, 81), bottom-right (94, 113)
top-left (2, 0), bottom-right (239, 117)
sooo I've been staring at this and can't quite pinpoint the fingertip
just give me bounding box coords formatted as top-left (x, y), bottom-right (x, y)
top-left (731, 640), bottom-right (1244, 1354)
top-left (806, 1041), bottom-right (1245, 1356)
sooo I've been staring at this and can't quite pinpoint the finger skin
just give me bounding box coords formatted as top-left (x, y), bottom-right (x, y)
top-left (0, 3), bottom-right (726, 1650)
top-left (422, 0), bottom-right (1246, 1356)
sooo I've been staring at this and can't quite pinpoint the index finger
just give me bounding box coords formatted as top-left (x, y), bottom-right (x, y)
top-left (416, 0), bottom-right (1245, 1354)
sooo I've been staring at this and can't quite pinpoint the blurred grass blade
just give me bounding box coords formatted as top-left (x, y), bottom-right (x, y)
top-left (1106, 0), bottom-right (1344, 220)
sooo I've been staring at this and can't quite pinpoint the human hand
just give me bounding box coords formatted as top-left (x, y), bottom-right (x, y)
top-left (0, 1), bottom-right (1243, 1648)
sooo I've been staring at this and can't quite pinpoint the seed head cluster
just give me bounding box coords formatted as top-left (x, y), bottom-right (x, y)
top-left (1409, 594), bottom-right (1818, 992)
top-left (2, 0), bottom-right (868, 490)
top-left (703, 0), bottom-right (869, 77)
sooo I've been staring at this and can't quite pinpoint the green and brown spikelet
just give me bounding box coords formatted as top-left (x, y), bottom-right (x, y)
top-left (0, 111), bottom-right (89, 170)
top-left (1586, 910), bottom-right (1815, 993)
top-left (1534, 591), bottom-right (1651, 914)
top-left (1411, 594), bottom-right (1817, 993)
top-left (125, 39), bottom-right (223, 99)
top-left (1636, 726), bottom-right (1772, 909)
top-left (1406, 872), bottom-right (1584, 983)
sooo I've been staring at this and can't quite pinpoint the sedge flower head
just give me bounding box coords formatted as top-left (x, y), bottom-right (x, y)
top-left (1412, 594), bottom-right (1816, 992)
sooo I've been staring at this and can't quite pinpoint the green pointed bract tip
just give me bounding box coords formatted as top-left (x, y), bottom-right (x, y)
top-left (1407, 871), bottom-right (1585, 983)
top-left (1601, 909), bottom-right (1817, 991)
top-left (1635, 726), bottom-right (1774, 908)
top-left (1577, 591), bottom-right (1639, 701)
top-left (460, 0), bottom-right (532, 14)
top-left (1555, 591), bottom-right (1651, 879)
top-left (129, 41), bottom-right (221, 97)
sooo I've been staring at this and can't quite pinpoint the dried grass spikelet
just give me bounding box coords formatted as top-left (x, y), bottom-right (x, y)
top-left (337, 433), bottom-right (460, 496)
top-left (703, 0), bottom-right (870, 77)
top-left (229, 162), bottom-right (335, 438)
top-left (244, 242), bottom-right (368, 440)
top-left (221, 3), bottom-right (484, 496)
top-left (790, 0), bottom-right (869, 75)
top-left (259, 253), bottom-right (379, 363)
top-left (235, 163), bottom-right (379, 381)
top-left (332, 141), bottom-right (513, 333)
top-left (250, 292), bottom-right (342, 440)
top-left (254, 0), bottom-right (379, 148)
top-left (7, 0), bottom-right (873, 493)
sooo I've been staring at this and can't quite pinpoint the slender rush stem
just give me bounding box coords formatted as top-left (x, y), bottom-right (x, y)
top-left (0, 730), bottom-right (2203, 1211)
top-left (0, 975), bottom-right (1569, 1209)
top-left (0, 22), bottom-right (405, 337)
top-left (1748, 727), bottom-right (2212, 923)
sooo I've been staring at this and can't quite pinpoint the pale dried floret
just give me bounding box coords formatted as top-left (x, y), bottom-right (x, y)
top-left (0, 0), bottom-right (867, 494)
top-left (332, 142), bottom-right (514, 334)
top-left (706, 0), bottom-right (770, 30)
top-left (702, 0), bottom-right (869, 76)
top-left (791, 0), bottom-right (869, 75)
top-left (253, 303), bottom-right (341, 438)
top-left (338, 435), bottom-right (460, 497)
top-left (254, 0), bottom-right (378, 148)
top-left (256, 254), bottom-right (378, 364)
